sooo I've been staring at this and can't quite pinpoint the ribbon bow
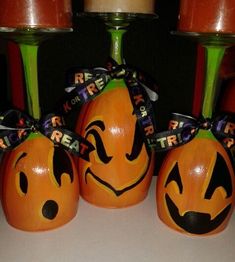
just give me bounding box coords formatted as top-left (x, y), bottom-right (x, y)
top-left (0, 109), bottom-right (94, 161)
top-left (149, 113), bottom-right (235, 151)
top-left (59, 59), bottom-right (158, 149)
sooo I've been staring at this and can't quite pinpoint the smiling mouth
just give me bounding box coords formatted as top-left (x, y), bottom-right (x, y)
top-left (84, 158), bottom-right (151, 197)
top-left (165, 194), bottom-right (231, 234)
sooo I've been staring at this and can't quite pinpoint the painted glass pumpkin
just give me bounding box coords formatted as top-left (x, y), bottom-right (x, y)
top-left (156, 130), bottom-right (235, 236)
top-left (76, 83), bottom-right (155, 208)
top-left (1, 133), bottom-right (79, 231)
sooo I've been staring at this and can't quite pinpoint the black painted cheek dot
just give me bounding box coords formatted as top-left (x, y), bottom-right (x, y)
top-left (42, 200), bottom-right (59, 220)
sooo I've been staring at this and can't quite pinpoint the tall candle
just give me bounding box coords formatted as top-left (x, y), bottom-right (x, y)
top-left (0, 0), bottom-right (72, 29)
top-left (84, 0), bottom-right (155, 14)
top-left (178, 0), bottom-right (235, 33)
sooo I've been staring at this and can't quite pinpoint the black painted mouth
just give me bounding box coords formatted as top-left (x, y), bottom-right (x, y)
top-left (84, 156), bottom-right (151, 197)
top-left (165, 194), bottom-right (231, 234)
top-left (42, 200), bottom-right (59, 220)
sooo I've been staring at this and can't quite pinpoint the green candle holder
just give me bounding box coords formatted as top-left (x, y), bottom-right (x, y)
top-left (171, 31), bottom-right (235, 118)
top-left (0, 27), bottom-right (72, 119)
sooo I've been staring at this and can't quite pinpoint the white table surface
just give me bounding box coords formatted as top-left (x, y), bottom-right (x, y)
top-left (0, 176), bottom-right (235, 262)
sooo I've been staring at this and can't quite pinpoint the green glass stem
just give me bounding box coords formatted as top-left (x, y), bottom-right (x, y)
top-left (106, 27), bottom-right (127, 91)
top-left (108, 28), bottom-right (126, 64)
top-left (202, 45), bottom-right (227, 118)
top-left (19, 43), bottom-right (40, 119)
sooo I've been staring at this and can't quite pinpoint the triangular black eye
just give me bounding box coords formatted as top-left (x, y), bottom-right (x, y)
top-left (204, 153), bottom-right (232, 199)
top-left (53, 147), bottom-right (73, 186)
top-left (165, 162), bottom-right (183, 194)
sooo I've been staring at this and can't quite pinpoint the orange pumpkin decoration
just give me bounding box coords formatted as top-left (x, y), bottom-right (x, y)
top-left (156, 130), bottom-right (235, 236)
top-left (1, 133), bottom-right (79, 231)
top-left (75, 82), bottom-right (155, 208)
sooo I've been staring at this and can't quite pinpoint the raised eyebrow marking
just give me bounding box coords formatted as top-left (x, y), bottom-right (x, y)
top-left (14, 152), bottom-right (27, 168)
top-left (85, 120), bottom-right (105, 132)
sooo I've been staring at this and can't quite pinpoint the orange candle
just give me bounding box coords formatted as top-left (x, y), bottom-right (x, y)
top-left (84, 0), bottom-right (155, 14)
top-left (0, 0), bottom-right (72, 29)
top-left (178, 0), bottom-right (235, 33)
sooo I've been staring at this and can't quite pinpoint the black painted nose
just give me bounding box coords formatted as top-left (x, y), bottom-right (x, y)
top-left (42, 200), bottom-right (58, 220)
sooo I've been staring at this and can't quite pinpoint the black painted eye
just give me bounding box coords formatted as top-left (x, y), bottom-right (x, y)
top-left (19, 172), bottom-right (28, 195)
top-left (85, 120), bottom-right (112, 164)
top-left (53, 147), bottom-right (73, 186)
top-left (204, 153), bottom-right (232, 199)
top-left (14, 152), bottom-right (28, 195)
top-left (16, 171), bottom-right (28, 196)
top-left (165, 163), bottom-right (183, 194)
top-left (126, 121), bottom-right (145, 161)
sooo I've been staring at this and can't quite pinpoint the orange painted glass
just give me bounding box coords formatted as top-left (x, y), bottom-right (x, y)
top-left (178, 0), bottom-right (235, 33)
top-left (0, 0), bottom-right (72, 28)
top-left (76, 87), bottom-right (155, 208)
top-left (156, 135), bottom-right (235, 236)
top-left (1, 134), bottom-right (79, 231)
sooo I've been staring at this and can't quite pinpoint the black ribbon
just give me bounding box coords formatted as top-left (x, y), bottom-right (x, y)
top-left (0, 109), bottom-right (94, 161)
top-left (149, 113), bottom-right (235, 152)
top-left (60, 59), bottom-right (158, 149)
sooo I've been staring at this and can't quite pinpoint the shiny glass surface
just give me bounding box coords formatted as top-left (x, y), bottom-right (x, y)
top-left (178, 0), bottom-right (235, 33)
top-left (0, 0), bottom-right (72, 29)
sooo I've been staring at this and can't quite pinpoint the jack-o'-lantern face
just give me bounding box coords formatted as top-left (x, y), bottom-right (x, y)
top-left (157, 132), bottom-right (235, 236)
top-left (76, 86), bottom-right (155, 208)
top-left (1, 133), bottom-right (79, 231)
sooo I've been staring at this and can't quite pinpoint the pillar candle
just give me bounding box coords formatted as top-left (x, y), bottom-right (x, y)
top-left (0, 0), bottom-right (72, 29)
top-left (84, 0), bottom-right (155, 14)
top-left (178, 0), bottom-right (235, 33)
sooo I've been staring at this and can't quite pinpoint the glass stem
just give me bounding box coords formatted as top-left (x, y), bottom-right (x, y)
top-left (19, 43), bottom-right (40, 119)
top-left (108, 28), bottom-right (126, 65)
top-left (202, 45), bottom-right (226, 118)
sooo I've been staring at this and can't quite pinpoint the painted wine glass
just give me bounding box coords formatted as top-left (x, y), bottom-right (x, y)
top-left (156, 0), bottom-right (235, 236)
top-left (0, 0), bottom-right (80, 231)
top-left (75, 0), bottom-right (157, 208)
